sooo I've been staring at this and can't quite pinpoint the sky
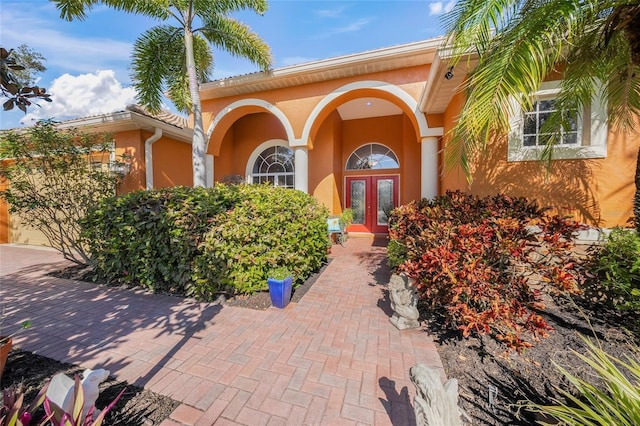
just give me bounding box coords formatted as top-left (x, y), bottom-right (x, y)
top-left (0, 0), bottom-right (456, 130)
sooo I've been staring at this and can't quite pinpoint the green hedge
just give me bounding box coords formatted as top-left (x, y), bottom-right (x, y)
top-left (81, 184), bottom-right (329, 299)
top-left (81, 185), bottom-right (238, 293)
top-left (191, 184), bottom-right (329, 298)
top-left (587, 228), bottom-right (640, 311)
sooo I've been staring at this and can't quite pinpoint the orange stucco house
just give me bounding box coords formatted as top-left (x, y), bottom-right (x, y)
top-left (2, 36), bottom-right (638, 244)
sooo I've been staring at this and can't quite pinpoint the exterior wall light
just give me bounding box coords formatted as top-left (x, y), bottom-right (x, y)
top-left (444, 66), bottom-right (454, 80)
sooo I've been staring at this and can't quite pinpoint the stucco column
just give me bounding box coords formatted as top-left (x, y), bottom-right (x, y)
top-left (206, 154), bottom-right (214, 188)
top-left (294, 147), bottom-right (308, 193)
top-left (421, 136), bottom-right (439, 199)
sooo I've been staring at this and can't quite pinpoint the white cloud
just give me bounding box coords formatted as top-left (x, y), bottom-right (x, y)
top-left (21, 70), bottom-right (138, 124)
top-left (314, 7), bottom-right (345, 18)
top-left (1, 3), bottom-right (132, 76)
top-left (429, 0), bottom-right (456, 15)
top-left (332, 18), bottom-right (372, 34)
top-left (313, 18), bottom-right (372, 39)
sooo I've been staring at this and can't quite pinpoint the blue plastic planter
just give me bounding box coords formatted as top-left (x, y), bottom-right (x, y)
top-left (267, 276), bottom-right (293, 308)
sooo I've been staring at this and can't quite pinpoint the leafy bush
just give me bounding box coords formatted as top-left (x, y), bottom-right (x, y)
top-left (82, 184), bottom-right (328, 299)
top-left (386, 239), bottom-right (407, 269)
top-left (81, 185), bottom-right (238, 293)
top-left (389, 191), bottom-right (585, 352)
top-left (0, 122), bottom-right (122, 265)
top-left (587, 228), bottom-right (640, 311)
top-left (192, 184), bottom-right (328, 298)
top-left (528, 337), bottom-right (640, 425)
top-left (268, 267), bottom-right (292, 281)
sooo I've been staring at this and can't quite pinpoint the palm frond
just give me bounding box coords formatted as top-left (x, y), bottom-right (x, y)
top-left (199, 15), bottom-right (272, 71)
top-left (194, 0), bottom-right (268, 16)
top-left (52, 0), bottom-right (96, 21)
top-left (165, 35), bottom-right (212, 113)
top-left (441, 0), bottom-right (640, 174)
top-left (131, 25), bottom-right (184, 113)
top-left (102, 0), bottom-right (170, 18)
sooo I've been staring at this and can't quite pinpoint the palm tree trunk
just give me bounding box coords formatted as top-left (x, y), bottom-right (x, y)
top-left (634, 147), bottom-right (640, 233)
top-left (184, 27), bottom-right (207, 187)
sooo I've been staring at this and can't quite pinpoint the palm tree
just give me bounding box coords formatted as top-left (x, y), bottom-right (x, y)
top-left (53, 0), bottom-right (272, 187)
top-left (442, 0), bottom-right (640, 230)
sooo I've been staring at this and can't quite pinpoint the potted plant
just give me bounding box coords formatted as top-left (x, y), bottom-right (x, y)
top-left (267, 267), bottom-right (293, 309)
top-left (1, 309), bottom-right (32, 381)
top-left (339, 208), bottom-right (354, 230)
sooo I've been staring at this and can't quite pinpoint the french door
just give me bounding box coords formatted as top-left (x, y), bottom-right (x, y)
top-left (345, 176), bottom-right (399, 233)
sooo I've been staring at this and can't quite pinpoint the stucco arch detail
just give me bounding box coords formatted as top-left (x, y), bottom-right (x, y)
top-left (299, 80), bottom-right (443, 148)
top-left (206, 98), bottom-right (296, 156)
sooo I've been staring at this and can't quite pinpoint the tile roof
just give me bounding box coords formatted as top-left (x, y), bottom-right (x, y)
top-left (125, 104), bottom-right (189, 129)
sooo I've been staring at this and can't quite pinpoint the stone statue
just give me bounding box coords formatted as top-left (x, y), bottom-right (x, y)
top-left (410, 363), bottom-right (462, 426)
top-left (388, 273), bottom-right (420, 329)
top-left (46, 368), bottom-right (110, 420)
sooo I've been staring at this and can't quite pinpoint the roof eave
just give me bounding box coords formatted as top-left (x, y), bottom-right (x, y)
top-left (201, 37), bottom-right (447, 99)
top-left (55, 111), bottom-right (193, 143)
top-left (419, 48), bottom-right (478, 114)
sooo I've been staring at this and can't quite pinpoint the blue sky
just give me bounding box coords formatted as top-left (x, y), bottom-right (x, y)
top-left (0, 0), bottom-right (455, 129)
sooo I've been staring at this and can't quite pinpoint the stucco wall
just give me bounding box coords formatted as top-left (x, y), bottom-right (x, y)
top-left (440, 90), bottom-right (640, 228)
top-left (213, 112), bottom-right (288, 183)
top-left (203, 65), bottom-right (431, 151)
top-left (151, 135), bottom-right (193, 188)
top-left (309, 111), bottom-right (342, 212)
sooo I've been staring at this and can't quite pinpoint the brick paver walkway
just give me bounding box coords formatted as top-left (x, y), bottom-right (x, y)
top-left (0, 238), bottom-right (444, 425)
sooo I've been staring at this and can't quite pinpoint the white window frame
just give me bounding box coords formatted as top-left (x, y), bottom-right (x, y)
top-left (508, 80), bottom-right (608, 162)
top-left (246, 139), bottom-right (295, 188)
top-left (345, 143), bottom-right (400, 171)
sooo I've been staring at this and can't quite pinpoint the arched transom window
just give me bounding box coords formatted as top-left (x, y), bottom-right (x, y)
top-left (252, 145), bottom-right (295, 188)
top-left (346, 143), bottom-right (399, 170)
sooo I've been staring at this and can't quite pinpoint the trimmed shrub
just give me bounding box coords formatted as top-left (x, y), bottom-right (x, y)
top-left (389, 191), bottom-right (584, 352)
top-left (587, 228), bottom-right (640, 311)
top-left (81, 185), bottom-right (238, 293)
top-left (192, 184), bottom-right (328, 298)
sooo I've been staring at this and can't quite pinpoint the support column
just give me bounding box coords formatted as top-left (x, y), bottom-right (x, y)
top-left (421, 136), bottom-right (439, 199)
top-left (206, 154), bottom-right (214, 188)
top-left (294, 146), bottom-right (309, 193)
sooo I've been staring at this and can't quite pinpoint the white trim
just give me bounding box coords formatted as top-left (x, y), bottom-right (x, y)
top-left (421, 137), bottom-right (439, 199)
top-left (206, 99), bottom-right (296, 149)
top-left (300, 81), bottom-right (443, 145)
top-left (206, 154), bottom-right (214, 188)
top-left (294, 147), bottom-right (308, 193)
top-left (508, 80), bottom-right (608, 161)
top-left (200, 37), bottom-right (445, 98)
top-left (144, 128), bottom-right (163, 190)
top-left (245, 139), bottom-right (292, 184)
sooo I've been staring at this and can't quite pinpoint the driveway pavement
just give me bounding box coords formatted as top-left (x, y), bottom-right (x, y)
top-left (0, 239), bottom-right (444, 425)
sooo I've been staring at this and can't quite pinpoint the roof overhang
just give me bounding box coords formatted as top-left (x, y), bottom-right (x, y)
top-left (201, 37), bottom-right (447, 100)
top-left (55, 110), bottom-right (193, 143)
top-left (419, 47), bottom-right (478, 115)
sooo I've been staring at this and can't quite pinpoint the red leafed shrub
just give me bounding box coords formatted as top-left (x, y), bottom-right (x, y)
top-left (388, 191), bottom-right (585, 352)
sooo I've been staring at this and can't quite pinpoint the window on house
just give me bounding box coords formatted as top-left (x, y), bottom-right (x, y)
top-left (508, 80), bottom-right (607, 162)
top-left (251, 145), bottom-right (295, 188)
top-left (522, 99), bottom-right (580, 147)
top-left (346, 143), bottom-right (399, 170)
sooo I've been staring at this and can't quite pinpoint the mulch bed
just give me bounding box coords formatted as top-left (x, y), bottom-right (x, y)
top-left (423, 281), bottom-right (639, 425)
top-left (1, 349), bottom-right (179, 425)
